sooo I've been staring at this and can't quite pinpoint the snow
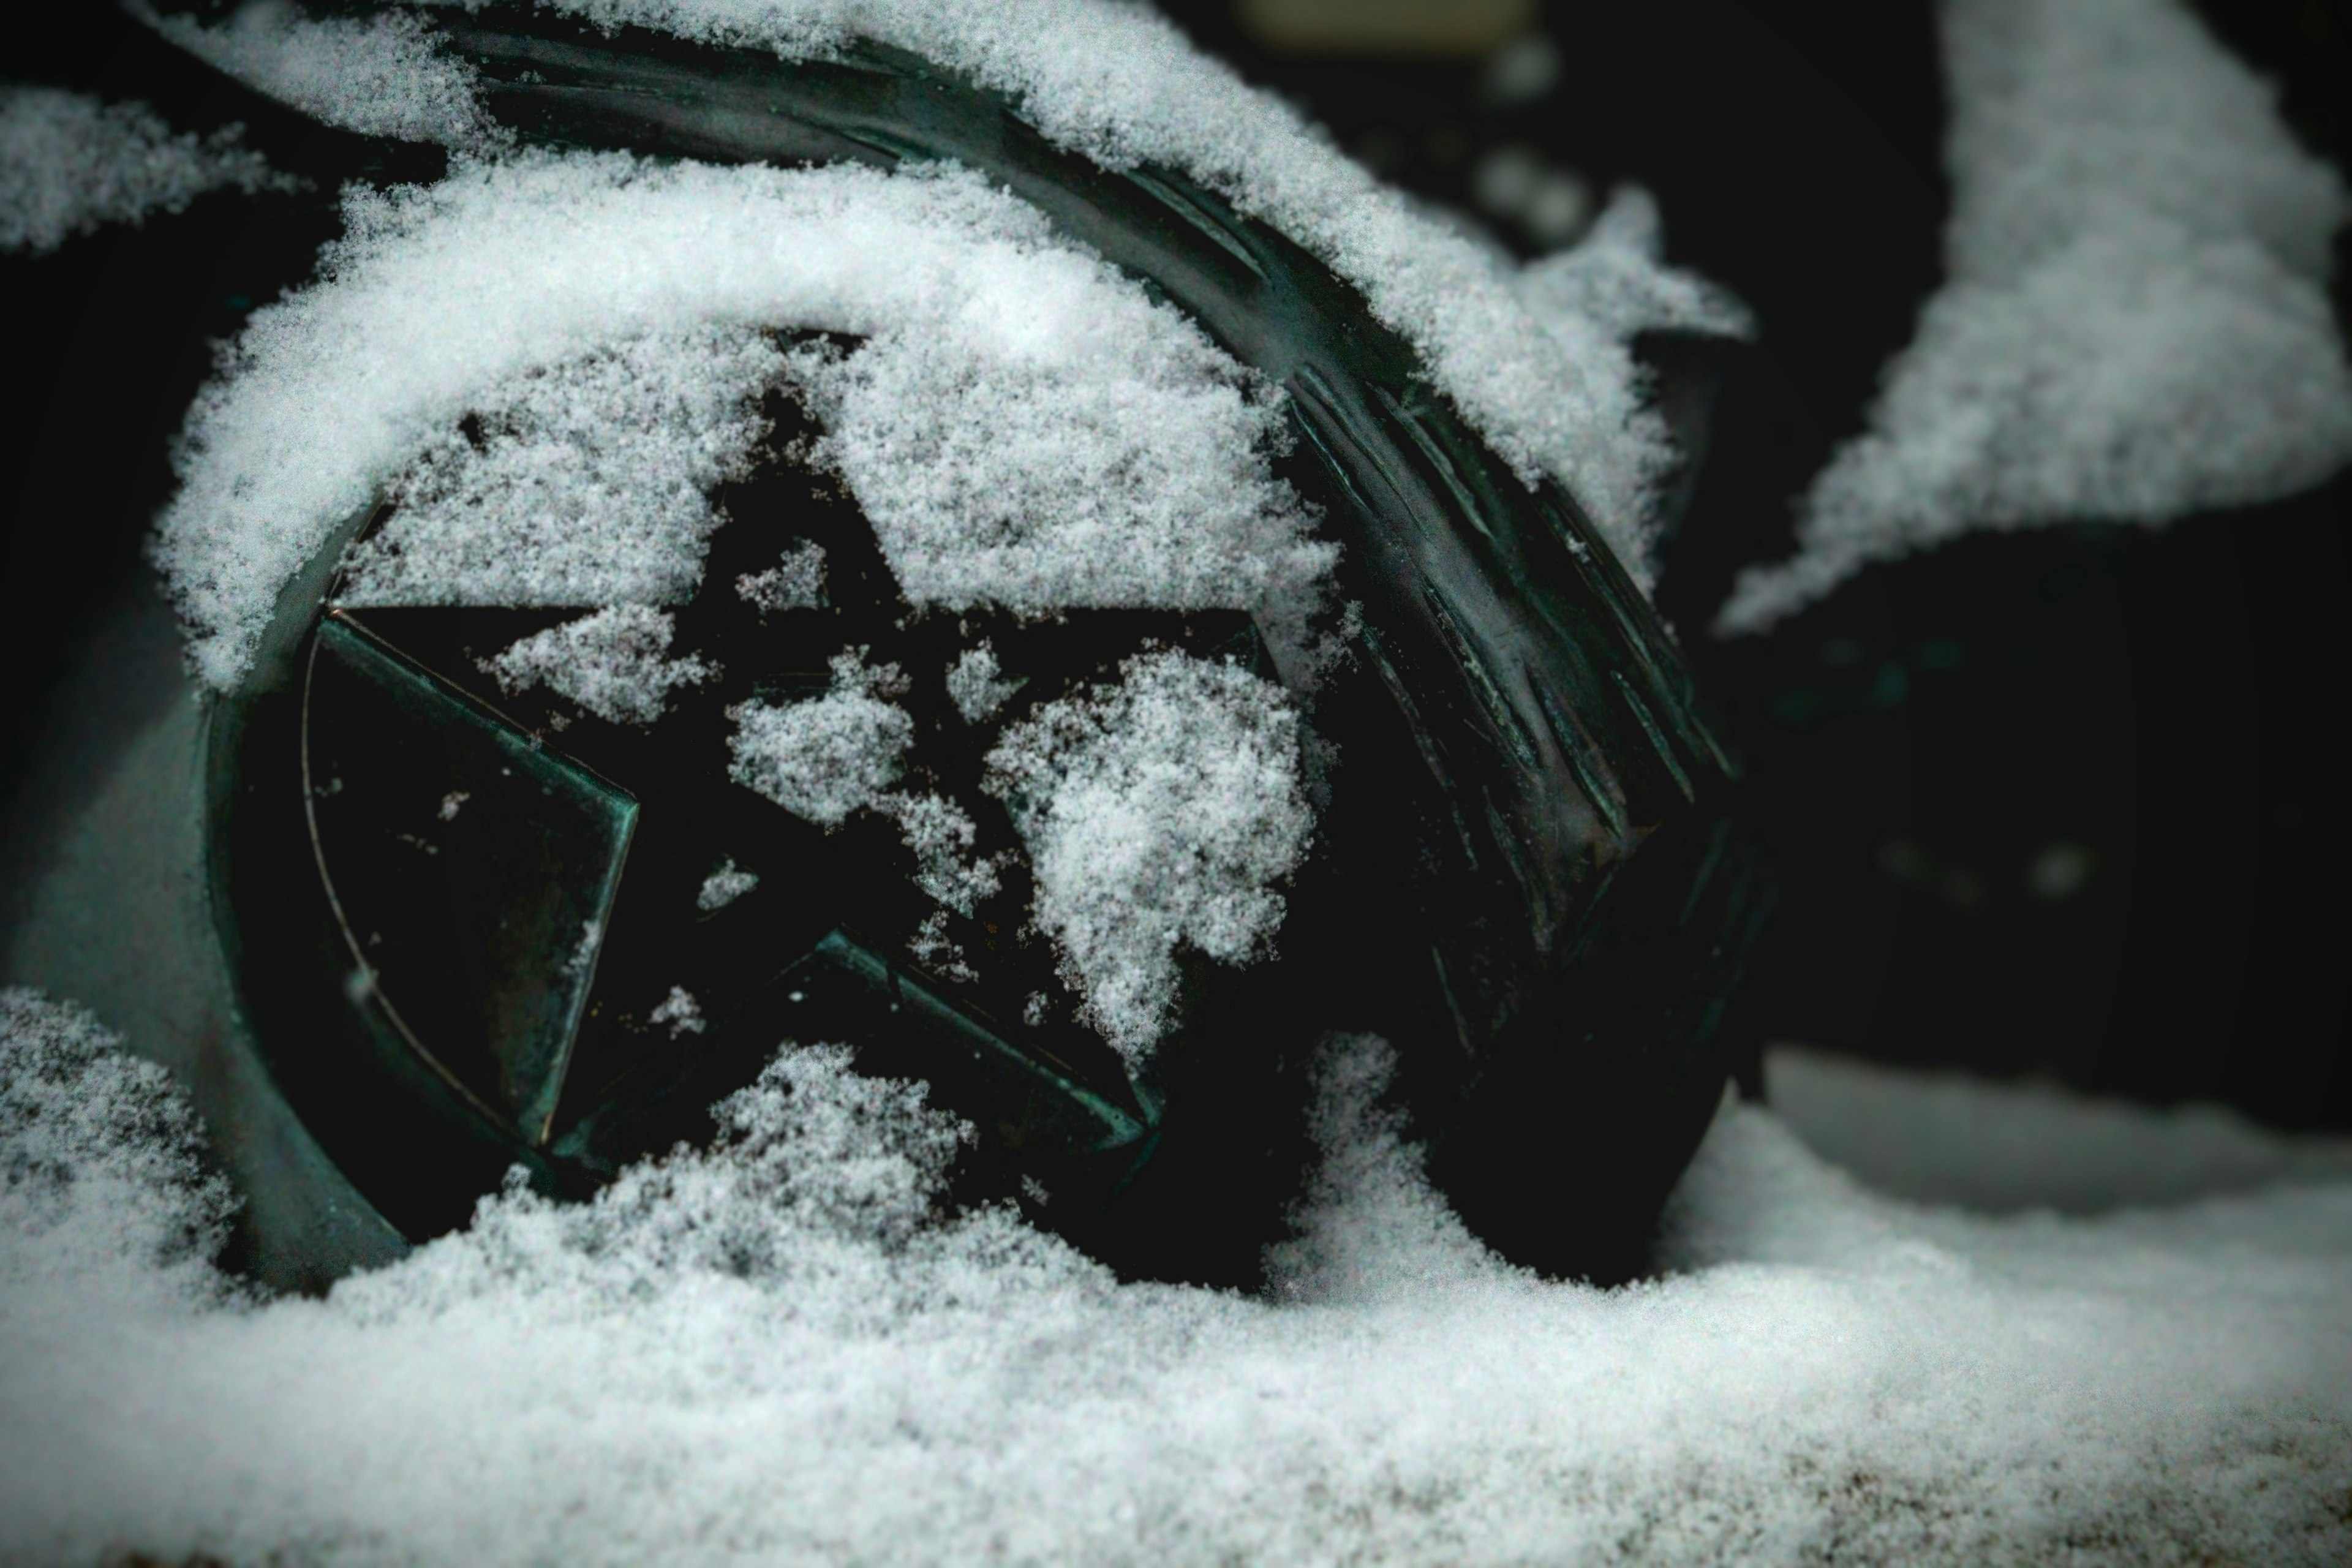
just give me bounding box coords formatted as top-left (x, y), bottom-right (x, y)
top-left (0, 86), bottom-right (294, 255)
top-left (141, 0), bottom-right (488, 146)
top-left (873, 792), bottom-right (1001, 919)
top-left (342, 327), bottom-right (784, 612)
top-left (943, 643), bottom-right (1018, 724)
top-left (726, 650), bottom-right (915, 829)
top-left (647, 985), bottom-right (706, 1037)
top-left (153, 0), bottom-right (1746, 584)
top-left (695, 858), bottom-right (759, 911)
top-left (155, 154), bottom-right (1329, 690)
top-left (734, 540), bottom-right (826, 613)
top-left (984, 651), bottom-right (1312, 1066)
top-left (480, 605), bottom-right (717, 726)
top-left (1718, 0), bottom-right (2352, 634)
top-left (4, 990), bottom-right (2350, 1563)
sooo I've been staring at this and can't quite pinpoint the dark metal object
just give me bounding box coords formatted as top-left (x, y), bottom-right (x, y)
top-left (203, 6), bottom-right (1768, 1286)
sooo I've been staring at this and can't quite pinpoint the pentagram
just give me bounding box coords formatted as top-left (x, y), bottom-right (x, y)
top-left (292, 382), bottom-right (1274, 1235)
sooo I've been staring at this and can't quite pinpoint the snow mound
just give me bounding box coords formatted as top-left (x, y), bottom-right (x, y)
top-left (155, 154), bottom-right (1329, 690)
top-left (4, 997), bottom-right (2351, 1562)
top-left (985, 651), bottom-right (1311, 1065)
top-left (0, 86), bottom-right (294, 254)
top-left (480, 605), bottom-right (717, 726)
top-left (1719, 0), bottom-right (2352, 634)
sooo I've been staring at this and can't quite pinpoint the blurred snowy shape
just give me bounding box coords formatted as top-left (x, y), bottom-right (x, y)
top-left (478, 605), bottom-right (717, 726)
top-left (986, 652), bottom-right (1311, 1066)
top-left (141, 0), bottom-right (487, 145)
top-left (4, 990), bottom-right (2350, 1561)
top-left (0, 86), bottom-right (295, 254)
top-left (157, 157), bottom-right (1330, 690)
top-left (1479, 32), bottom-right (1561, 109)
top-left (1719, 0), bottom-right (2352, 634)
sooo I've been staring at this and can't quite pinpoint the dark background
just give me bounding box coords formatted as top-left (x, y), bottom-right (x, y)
top-left (6, 1), bottom-right (2348, 1128)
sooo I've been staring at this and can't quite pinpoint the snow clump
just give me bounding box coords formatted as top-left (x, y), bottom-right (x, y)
top-left (0, 86), bottom-right (295, 255)
top-left (1719, 0), bottom-right (2352, 633)
top-left (155, 155), bottom-right (1329, 690)
top-left (735, 539), bottom-right (826, 612)
top-left (695, 856), bottom-right (758, 911)
top-left (985, 650), bottom-right (1311, 1065)
top-left (944, 643), bottom-right (1019, 723)
top-left (873, 791), bottom-right (1001, 918)
top-left (4, 997), bottom-right (2352, 1562)
top-left (726, 650), bottom-right (914, 829)
top-left (479, 605), bottom-right (717, 725)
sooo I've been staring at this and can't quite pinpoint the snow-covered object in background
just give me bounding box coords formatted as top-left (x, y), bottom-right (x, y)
top-left (160, 1), bottom-right (1743, 585)
top-left (734, 539), bottom-right (826, 612)
top-left (726, 650), bottom-right (914, 829)
top-left (1765, 1045), bottom-right (2352, 1213)
top-left (143, 0), bottom-right (487, 145)
top-left (695, 857), bottom-right (758, 911)
top-left (873, 792), bottom-right (1000, 918)
top-left (1718, 0), bottom-right (2352, 634)
top-left (944, 643), bottom-right (1018, 723)
top-left (478, 605), bottom-right (717, 726)
top-left (0, 87), bottom-right (294, 254)
top-left (343, 326), bottom-right (783, 611)
top-left (985, 652), bottom-right (1311, 1065)
top-left (5, 997), bottom-right (2351, 1562)
top-left (155, 156), bottom-right (1328, 690)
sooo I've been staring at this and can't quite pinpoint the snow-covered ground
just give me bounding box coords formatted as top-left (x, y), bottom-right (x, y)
top-left (2, 991), bottom-right (2347, 1564)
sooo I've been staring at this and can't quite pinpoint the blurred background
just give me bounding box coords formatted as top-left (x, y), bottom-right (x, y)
top-left (7, 0), bottom-right (2349, 1137)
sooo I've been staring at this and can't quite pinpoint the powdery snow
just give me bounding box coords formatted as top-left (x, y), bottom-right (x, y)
top-left (155, 154), bottom-right (1329, 691)
top-left (695, 857), bottom-right (759, 911)
top-left (158, 0), bottom-right (1744, 583)
top-left (0, 86), bottom-right (294, 255)
top-left (873, 792), bottom-right (1001, 918)
top-left (726, 650), bottom-right (914, 829)
top-left (984, 651), bottom-right (1311, 1065)
top-left (2, 990), bottom-right (2348, 1562)
top-left (342, 327), bottom-right (786, 611)
top-left (944, 643), bottom-right (1018, 723)
top-left (141, 0), bottom-right (489, 145)
top-left (1717, 0), bottom-right (2352, 634)
top-left (480, 605), bottom-right (717, 725)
